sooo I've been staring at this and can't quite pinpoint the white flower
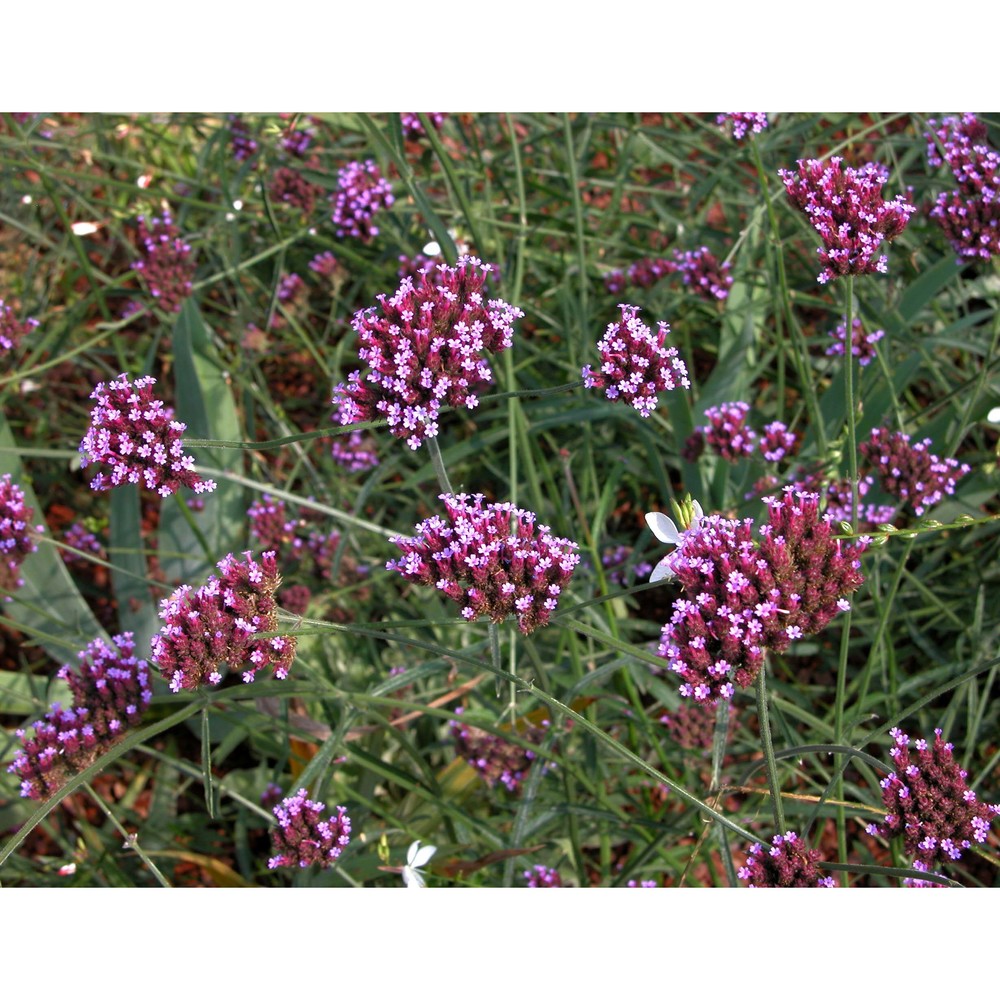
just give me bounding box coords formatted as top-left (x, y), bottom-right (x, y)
top-left (645, 499), bottom-right (703, 582)
top-left (402, 840), bottom-right (437, 888)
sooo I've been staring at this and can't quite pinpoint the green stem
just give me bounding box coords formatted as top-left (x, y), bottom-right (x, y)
top-left (425, 435), bottom-right (453, 495)
top-left (755, 667), bottom-right (786, 833)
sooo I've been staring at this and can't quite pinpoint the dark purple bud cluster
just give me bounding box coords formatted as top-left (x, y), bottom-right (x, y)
top-left (277, 272), bottom-right (305, 304)
top-left (131, 211), bottom-right (195, 313)
top-left (825, 315), bottom-right (884, 366)
top-left (860, 427), bottom-right (970, 516)
top-left (400, 113), bottom-right (445, 140)
top-left (779, 157), bottom-right (915, 284)
top-left (8, 633), bottom-right (151, 799)
top-left (738, 831), bottom-right (836, 887)
top-left (309, 251), bottom-right (342, 279)
top-left (581, 304), bottom-right (690, 418)
top-left (268, 788), bottom-right (352, 869)
top-left (601, 545), bottom-right (653, 587)
top-left (0, 473), bottom-right (41, 597)
top-left (330, 428), bottom-right (379, 472)
top-left (696, 401), bottom-right (757, 460)
top-left (0, 297), bottom-right (38, 353)
top-left (671, 246), bottom-right (734, 301)
top-left (79, 373), bottom-right (217, 497)
top-left (450, 706), bottom-right (546, 793)
top-left (61, 522), bottom-right (105, 565)
top-left (150, 550), bottom-right (297, 692)
top-left (330, 159), bottom-right (394, 241)
top-left (523, 864), bottom-right (562, 887)
top-left (228, 115), bottom-right (258, 163)
top-left (280, 128), bottom-right (313, 159)
top-left (269, 166), bottom-right (318, 216)
top-left (866, 728), bottom-right (999, 869)
top-left (332, 256), bottom-right (522, 451)
top-left (758, 421), bottom-right (797, 463)
top-left (717, 113), bottom-right (769, 142)
top-left (660, 699), bottom-right (736, 752)
top-left (387, 492), bottom-right (580, 635)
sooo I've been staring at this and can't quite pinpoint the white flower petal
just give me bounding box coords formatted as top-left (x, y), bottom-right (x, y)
top-left (645, 511), bottom-right (682, 545)
top-left (402, 867), bottom-right (426, 889)
top-left (649, 557), bottom-right (675, 583)
top-left (412, 844), bottom-right (437, 867)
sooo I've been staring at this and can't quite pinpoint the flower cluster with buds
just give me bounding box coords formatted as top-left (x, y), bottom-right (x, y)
top-left (0, 298), bottom-right (38, 353)
top-left (660, 699), bottom-right (736, 752)
top-left (523, 865), bottom-right (562, 887)
top-left (738, 831), bottom-right (836, 887)
top-left (450, 707), bottom-right (545, 793)
top-left (61, 522), bottom-right (105, 565)
top-left (600, 545), bottom-right (653, 587)
top-left (270, 166), bottom-right (318, 216)
top-left (332, 256), bottom-right (522, 450)
top-left (717, 113), bottom-right (769, 141)
top-left (693, 401), bottom-right (757, 460)
top-left (779, 157), bottom-right (915, 284)
top-left (826, 316), bottom-right (884, 366)
top-left (131, 211), bottom-right (196, 312)
top-left (860, 427), bottom-right (970, 516)
top-left (602, 249), bottom-right (732, 302)
top-left (582, 304), bottom-right (690, 417)
top-left (925, 114), bottom-right (1000, 261)
top-left (759, 421), bottom-right (797, 463)
top-left (8, 633), bottom-right (152, 799)
top-left (268, 788), bottom-right (352, 869)
top-left (387, 493), bottom-right (580, 635)
top-left (866, 728), bottom-right (999, 869)
top-left (309, 251), bottom-right (342, 279)
top-left (280, 128), bottom-right (312, 159)
top-left (330, 159), bottom-right (394, 241)
top-left (0, 474), bottom-right (41, 596)
top-left (330, 428), bottom-right (379, 472)
top-left (401, 113), bottom-right (445, 140)
top-left (79, 373), bottom-right (217, 497)
top-left (655, 489), bottom-right (868, 701)
top-left (150, 550), bottom-right (297, 692)
top-left (228, 115), bottom-right (258, 162)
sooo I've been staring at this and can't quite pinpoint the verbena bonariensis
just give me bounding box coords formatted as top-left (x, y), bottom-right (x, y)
top-left (78, 373), bottom-right (217, 497)
top-left (8, 633), bottom-right (151, 799)
top-left (523, 864), bottom-right (562, 887)
top-left (228, 115), bottom-right (258, 162)
top-left (131, 211), bottom-right (195, 312)
top-left (268, 788), bottom-right (352, 869)
top-left (0, 473), bottom-right (41, 596)
top-left (671, 246), bottom-right (733, 301)
top-left (400, 113), bottom-right (445, 140)
top-left (150, 550), bottom-right (296, 692)
top-left (825, 315), bottom-right (885, 366)
top-left (717, 113), bottom-right (769, 142)
top-left (759, 420), bottom-right (797, 463)
top-left (332, 256), bottom-right (523, 451)
top-left (859, 427), bottom-right (970, 516)
top-left (695, 401), bottom-right (757, 461)
top-left (656, 489), bottom-right (869, 702)
top-left (387, 493), bottom-right (580, 635)
top-left (269, 166), bottom-right (318, 216)
top-left (0, 297), bottom-right (38, 353)
top-left (779, 157), bottom-right (915, 284)
top-left (738, 831), bottom-right (836, 887)
top-left (866, 728), bottom-right (999, 870)
top-left (925, 113), bottom-right (1000, 261)
top-left (581, 304), bottom-right (690, 417)
top-left (450, 706), bottom-right (545, 793)
top-left (330, 158), bottom-right (394, 241)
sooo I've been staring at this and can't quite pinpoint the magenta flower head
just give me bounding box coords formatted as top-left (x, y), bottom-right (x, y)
top-left (860, 427), bottom-right (970, 516)
top-left (268, 788), bottom-right (352, 869)
top-left (450, 706), bottom-right (542, 793)
top-left (826, 316), bottom-right (884, 366)
top-left (671, 247), bottom-right (734, 301)
top-left (228, 115), bottom-right (258, 163)
top-left (387, 493), bottom-right (580, 635)
top-left (717, 113), bottom-right (769, 142)
top-left (866, 728), bottom-right (999, 870)
top-left (582, 304), bottom-right (690, 418)
top-left (8, 633), bottom-right (151, 799)
top-left (131, 210), bottom-right (195, 313)
top-left (0, 298), bottom-right (39, 353)
top-left (697, 401), bottom-right (757, 461)
top-left (523, 865), bottom-right (562, 887)
top-left (0, 474), bottom-right (42, 597)
top-left (779, 157), bottom-right (916, 284)
top-left (738, 831), bottom-right (836, 887)
top-left (401, 113), bottom-right (446, 140)
top-left (332, 256), bottom-right (522, 451)
top-left (759, 421), bottom-right (797, 463)
top-left (330, 158), bottom-right (394, 241)
top-left (79, 373), bottom-right (217, 497)
top-left (330, 428), bottom-right (379, 472)
top-left (269, 166), bottom-right (318, 216)
top-left (150, 550), bottom-right (297, 693)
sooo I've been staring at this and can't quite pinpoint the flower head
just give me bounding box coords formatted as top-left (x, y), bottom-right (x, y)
top-left (450, 707), bottom-right (543, 793)
top-left (671, 247), bottom-right (733, 301)
top-left (523, 865), bottom-right (562, 887)
top-left (779, 157), bottom-right (915, 284)
top-left (268, 788), bottom-right (351, 869)
top-left (401, 113), bottom-right (445, 140)
top-left (759, 421), bottom-right (797, 463)
top-left (387, 493), bottom-right (579, 635)
top-left (826, 316), bottom-right (884, 366)
top-left (696, 401), bottom-right (757, 461)
top-left (79, 373), bottom-right (217, 497)
top-left (131, 210), bottom-right (195, 312)
top-left (402, 840), bottom-right (437, 888)
top-left (7, 633), bottom-right (152, 799)
top-left (581, 304), bottom-right (690, 418)
top-left (269, 166), bottom-right (318, 216)
top-left (150, 550), bottom-right (297, 692)
top-left (738, 831), bottom-right (836, 887)
top-left (0, 474), bottom-right (42, 597)
top-left (866, 728), bottom-right (999, 869)
top-left (228, 115), bottom-right (258, 163)
top-left (332, 256), bottom-right (522, 450)
top-left (0, 298), bottom-right (38, 353)
top-left (61, 522), bottom-right (105, 565)
top-left (330, 159), bottom-right (394, 241)
top-left (717, 113), bottom-right (769, 142)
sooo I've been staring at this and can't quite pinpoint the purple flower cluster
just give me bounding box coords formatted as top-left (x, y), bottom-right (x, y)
top-left (866, 728), bottom-right (999, 869)
top-left (825, 316), bottom-right (884, 366)
top-left (330, 159), bottom-right (394, 241)
top-left (150, 550), bottom-right (297, 692)
top-left (79, 373), bottom-right (217, 497)
top-left (523, 865), bottom-right (562, 887)
top-left (657, 489), bottom-right (869, 702)
top-left (309, 251), bottom-right (341, 279)
top-left (8, 633), bottom-right (152, 799)
top-left (779, 157), bottom-right (915, 284)
top-left (330, 428), bottom-right (379, 472)
top-left (717, 113), bottom-right (769, 142)
top-left (268, 788), bottom-right (352, 869)
top-left (860, 427), bottom-right (970, 516)
top-left (0, 298), bottom-right (38, 353)
top-left (131, 211), bottom-right (196, 312)
top-left (277, 272), bottom-right (305, 304)
top-left (660, 699), bottom-right (736, 752)
top-left (601, 545), bottom-right (653, 587)
top-left (672, 246), bottom-right (734, 301)
top-left (228, 115), bottom-right (258, 162)
top-left (387, 493), bottom-right (580, 635)
top-left (581, 304), bottom-right (690, 417)
top-left (821, 476), bottom-right (896, 529)
top-left (694, 401), bottom-right (757, 460)
top-left (401, 113), bottom-right (445, 140)
top-left (332, 256), bottom-right (522, 450)
top-left (759, 421), bottom-right (798, 463)
top-left (61, 522), bottom-right (105, 565)
top-left (0, 474), bottom-right (41, 597)
top-left (738, 831), bottom-right (836, 887)
top-left (280, 128), bottom-right (313, 159)
top-left (269, 166), bottom-right (318, 216)
top-left (925, 114), bottom-right (1000, 261)
top-left (450, 707), bottom-right (543, 793)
